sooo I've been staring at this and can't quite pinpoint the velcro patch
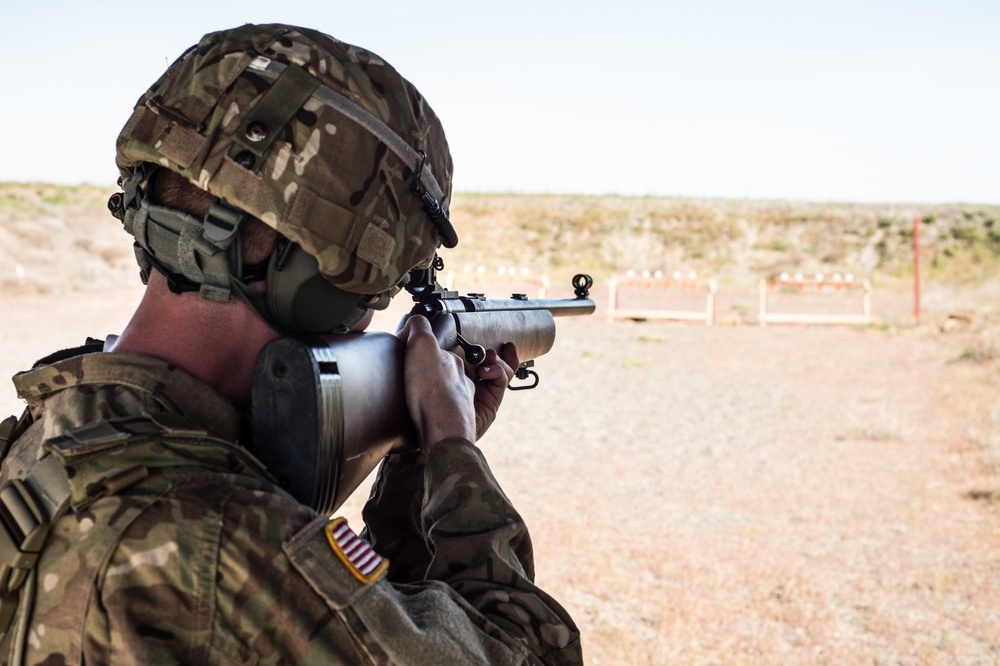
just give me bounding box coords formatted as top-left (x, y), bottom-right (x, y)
top-left (356, 222), bottom-right (395, 270)
top-left (324, 517), bottom-right (388, 584)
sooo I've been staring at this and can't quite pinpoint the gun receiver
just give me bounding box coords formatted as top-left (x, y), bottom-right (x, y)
top-left (250, 258), bottom-right (595, 514)
top-left (402, 255), bottom-right (594, 387)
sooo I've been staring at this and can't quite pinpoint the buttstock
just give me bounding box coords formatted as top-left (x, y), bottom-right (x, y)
top-left (250, 309), bottom-right (560, 515)
top-left (250, 334), bottom-right (415, 515)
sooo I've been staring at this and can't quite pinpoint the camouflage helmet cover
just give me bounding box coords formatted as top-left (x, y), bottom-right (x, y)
top-left (116, 23), bottom-right (453, 295)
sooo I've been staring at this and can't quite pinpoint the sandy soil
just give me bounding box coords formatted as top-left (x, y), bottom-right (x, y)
top-left (475, 317), bottom-right (1000, 665)
top-left (2, 288), bottom-right (998, 665)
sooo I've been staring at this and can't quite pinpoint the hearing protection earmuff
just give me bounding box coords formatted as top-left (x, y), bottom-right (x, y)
top-left (264, 238), bottom-right (372, 335)
top-left (109, 167), bottom-right (376, 336)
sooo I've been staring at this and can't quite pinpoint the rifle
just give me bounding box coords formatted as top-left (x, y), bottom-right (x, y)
top-left (250, 257), bottom-right (595, 514)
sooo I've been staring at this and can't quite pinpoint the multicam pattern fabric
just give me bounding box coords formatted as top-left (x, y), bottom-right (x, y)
top-left (1, 349), bottom-right (582, 664)
top-left (116, 24), bottom-right (453, 295)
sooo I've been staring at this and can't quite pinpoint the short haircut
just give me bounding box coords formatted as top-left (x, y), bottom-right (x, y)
top-left (151, 169), bottom-right (276, 264)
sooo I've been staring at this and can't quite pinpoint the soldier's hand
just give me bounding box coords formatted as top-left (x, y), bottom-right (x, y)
top-left (398, 315), bottom-right (476, 451)
top-left (471, 343), bottom-right (518, 440)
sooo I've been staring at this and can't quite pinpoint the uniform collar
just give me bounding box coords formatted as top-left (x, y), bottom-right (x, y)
top-left (13, 350), bottom-right (244, 444)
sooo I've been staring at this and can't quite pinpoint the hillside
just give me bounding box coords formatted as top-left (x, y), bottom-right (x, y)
top-left (447, 194), bottom-right (1000, 288)
top-left (3, 183), bottom-right (999, 299)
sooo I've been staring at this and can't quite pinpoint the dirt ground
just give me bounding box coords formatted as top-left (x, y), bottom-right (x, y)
top-left (2, 287), bottom-right (998, 665)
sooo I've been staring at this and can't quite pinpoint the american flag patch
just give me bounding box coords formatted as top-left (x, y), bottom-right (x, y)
top-left (324, 518), bottom-right (388, 584)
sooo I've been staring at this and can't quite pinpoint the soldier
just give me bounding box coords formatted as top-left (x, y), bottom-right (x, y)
top-left (0, 24), bottom-right (581, 664)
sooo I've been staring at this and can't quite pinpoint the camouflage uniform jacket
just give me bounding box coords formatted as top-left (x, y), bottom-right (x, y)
top-left (0, 345), bottom-right (582, 665)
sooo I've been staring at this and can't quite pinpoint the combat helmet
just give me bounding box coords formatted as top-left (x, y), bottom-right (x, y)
top-left (109, 23), bottom-right (457, 334)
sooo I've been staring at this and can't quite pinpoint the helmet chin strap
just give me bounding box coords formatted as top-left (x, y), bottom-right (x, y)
top-left (117, 189), bottom-right (249, 303)
top-left (110, 166), bottom-right (388, 336)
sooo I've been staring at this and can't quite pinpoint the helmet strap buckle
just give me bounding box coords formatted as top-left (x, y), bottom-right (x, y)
top-left (203, 201), bottom-right (246, 245)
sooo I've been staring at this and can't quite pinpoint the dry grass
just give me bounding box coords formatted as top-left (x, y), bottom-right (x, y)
top-left (448, 194), bottom-right (1000, 290)
top-left (3, 183), bottom-right (998, 295)
top-left (839, 398), bottom-right (916, 443)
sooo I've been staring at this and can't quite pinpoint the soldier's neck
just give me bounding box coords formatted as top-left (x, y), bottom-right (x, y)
top-left (112, 273), bottom-right (279, 411)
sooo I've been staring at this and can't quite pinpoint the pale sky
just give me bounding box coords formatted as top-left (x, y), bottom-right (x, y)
top-left (2, 0), bottom-right (996, 203)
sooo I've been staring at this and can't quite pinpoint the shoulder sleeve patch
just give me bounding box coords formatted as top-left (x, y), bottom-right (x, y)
top-left (324, 517), bottom-right (388, 584)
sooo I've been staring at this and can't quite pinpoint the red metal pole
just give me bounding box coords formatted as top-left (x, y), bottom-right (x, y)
top-left (914, 216), bottom-right (921, 324)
